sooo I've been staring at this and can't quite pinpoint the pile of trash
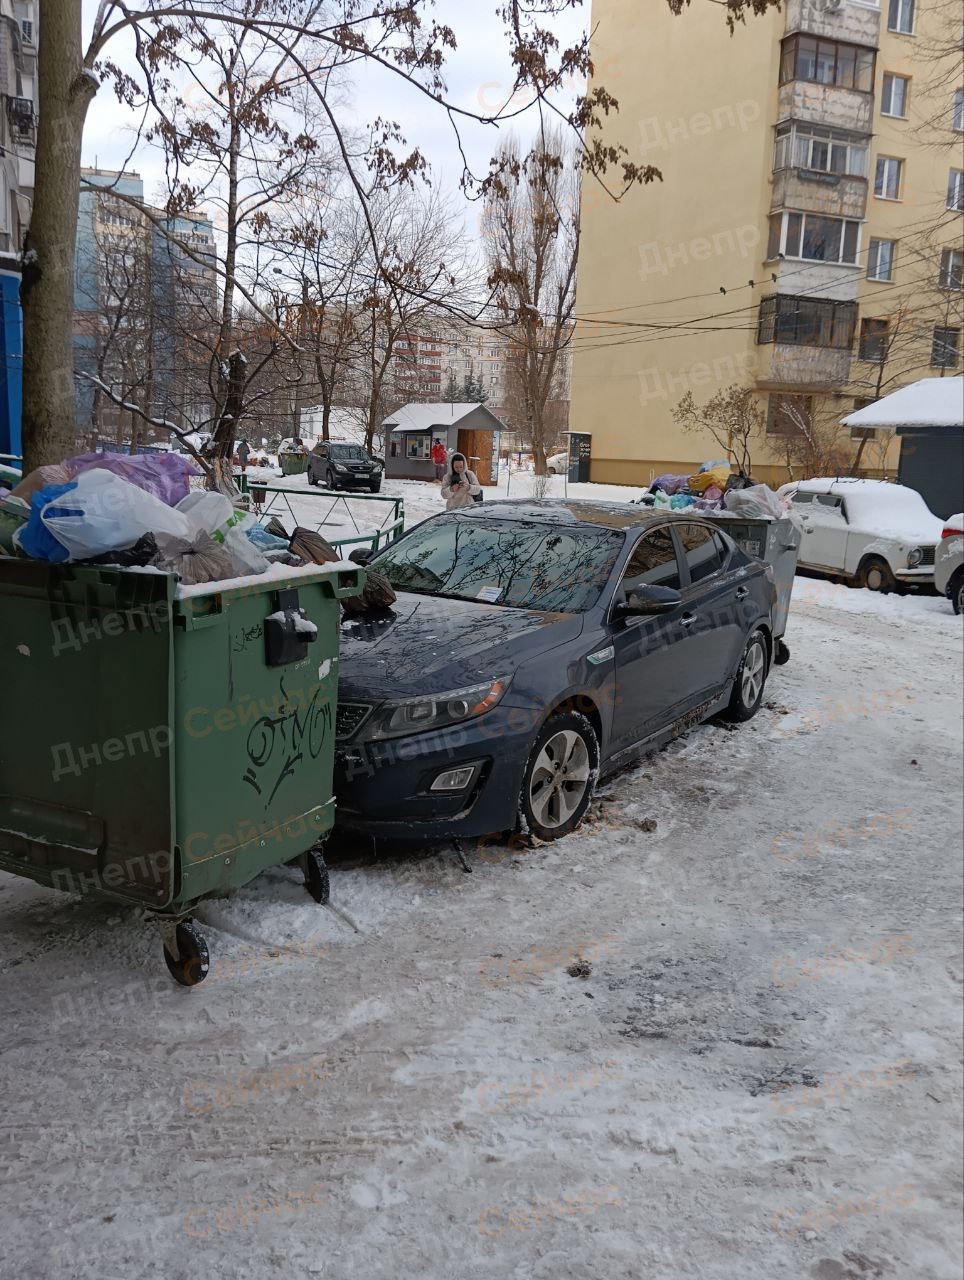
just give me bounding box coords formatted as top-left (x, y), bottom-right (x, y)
top-left (635, 460), bottom-right (791, 520)
top-left (0, 450), bottom-right (394, 611)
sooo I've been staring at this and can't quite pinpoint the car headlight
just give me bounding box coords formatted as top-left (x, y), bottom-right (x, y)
top-left (907, 547), bottom-right (923, 568)
top-left (365, 677), bottom-right (509, 740)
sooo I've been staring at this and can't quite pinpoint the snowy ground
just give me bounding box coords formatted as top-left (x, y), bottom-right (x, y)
top-left (1, 493), bottom-right (962, 1280)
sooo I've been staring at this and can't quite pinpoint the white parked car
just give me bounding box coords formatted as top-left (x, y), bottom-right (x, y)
top-left (934, 514), bottom-right (964, 614)
top-left (777, 478), bottom-right (944, 592)
top-left (546, 451), bottom-right (569, 475)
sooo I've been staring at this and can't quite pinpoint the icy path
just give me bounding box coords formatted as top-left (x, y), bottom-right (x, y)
top-left (1, 584), bottom-right (961, 1280)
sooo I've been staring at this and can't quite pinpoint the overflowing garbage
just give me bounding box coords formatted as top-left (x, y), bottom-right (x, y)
top-left (0, 449), bottom-right (395, 611)
top-left (635, 460), bottom-right (793, 521)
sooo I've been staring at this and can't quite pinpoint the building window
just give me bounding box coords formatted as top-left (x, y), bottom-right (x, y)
top-left (867, 238), bottom-right (896, 281)
top-left (954, 90), bottom-right (964, 133)
top-left (881, 73), bottom-right (910, 117)
top-left (931, 326), bottom-right (961, 369)
top-left (779, 35), bottom-right (875, 92)
top-left (874, 157), bottom-right (903, 199)
top-left (858, 318), bottom-right (890, 361)
top-left (947, 169), bottom-right (964, 211)
top-left (757, 295), bottom-right (857, 349)
top-left (767, 211), bottom-right (860, 264)
top-left (773, 122), bottom-right (868, 177)
top-left (766, 394), bottom-right (814, 435)
top-left (850, 398), bottom-right (877, 440)
top-left (888, 0), bottom-right (915, 34)
top-left (939, 248), bottom-right (963, 289)
top-left (404, 434), bottom-right (430, 460)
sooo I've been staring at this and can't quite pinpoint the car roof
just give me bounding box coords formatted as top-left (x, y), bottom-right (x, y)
top-left (788, 478), bottom-right (904, 496)
top-left (457, 498), bottom-right (695, 532)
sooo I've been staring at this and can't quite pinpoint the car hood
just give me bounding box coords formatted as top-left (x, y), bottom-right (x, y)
top-left (337, 591), bottom-right (583, 700)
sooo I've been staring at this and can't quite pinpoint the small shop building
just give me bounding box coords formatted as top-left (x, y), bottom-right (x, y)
top-left (842, 377), bottom-right (963, 518)
top-left (382, 403), bottom-right (507, 485)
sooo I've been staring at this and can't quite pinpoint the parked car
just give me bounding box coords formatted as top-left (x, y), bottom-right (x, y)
top-left (333, 500), bottom-right (777, 844)
top-left (546, 451), bottom-right (569, 475)
top-left (934, 513), bottom-right (964, 614)
top-left (308, 441), bottom-right (383, 492)
top-left (777, 478), bottom-right (943, 592)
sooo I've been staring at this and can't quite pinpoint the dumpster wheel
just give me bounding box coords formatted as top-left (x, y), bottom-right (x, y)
top-left (161, 919), bottom-right (211, 987)
top-left (302, 846), bottom-right (331, 906)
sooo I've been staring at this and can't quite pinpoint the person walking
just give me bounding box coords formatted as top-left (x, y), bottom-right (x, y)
top-left (431, 437), bottom-right (447, 482)
top-left (236, 438), bottom-right (251, 470)
top-left (441, 452), bottom-right (482, 510)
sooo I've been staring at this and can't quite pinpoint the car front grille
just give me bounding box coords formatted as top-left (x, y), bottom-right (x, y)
top-left (919, 546), bottom-right (935, 566)
top-left (336, 702), bottom-right (373, 741)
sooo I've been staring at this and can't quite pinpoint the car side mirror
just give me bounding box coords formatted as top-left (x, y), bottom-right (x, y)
top-left (615, 585), bottom-right (682, 619)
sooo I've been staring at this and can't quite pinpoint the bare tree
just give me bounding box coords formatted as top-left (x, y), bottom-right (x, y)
top-left (483, 130), bottom-right (586, 475)
top-left (23, 0), bottom-right (774, 471)
top-left (672, 384), bottom-right (765, 478)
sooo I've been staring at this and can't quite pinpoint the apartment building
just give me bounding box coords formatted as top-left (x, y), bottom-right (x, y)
top-left (571, 0), bottom-right (963, 485)
top-left (74, 168), bottom-right (218, 440)
top-left (0, 0), bottom-right (36, 455)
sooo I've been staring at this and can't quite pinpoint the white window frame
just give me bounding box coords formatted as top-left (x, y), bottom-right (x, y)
top-left (768, 210), bottom-right (862, 265)
top-left (931, 326), bottom-right (960, 369)
top-left (939, 248), bottom-right (963, 290)
top-left (867, 238), bottom-right (896, 281)
top-left (880, 73), bottom-right (910, 117)
top-left (874, 156), bottom-right (903, 200)
top-left (954, 90), bottom-right (964, 132)
top-left (888, 0), bottom-right (915, 34)
top-left (773, 122), bottom-right (868, 177)
top-left (947, 169), bottom-right (964, 211)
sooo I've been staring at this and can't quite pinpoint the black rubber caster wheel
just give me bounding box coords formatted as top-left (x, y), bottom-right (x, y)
top-left (163, 921), bottom-right (210, 987)
top-left (303, 849), bottom-right (330, 905)
top-left (774, 638), bottom-right (790, 666)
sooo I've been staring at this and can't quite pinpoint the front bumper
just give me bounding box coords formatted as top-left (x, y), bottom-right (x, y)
top-left (333, 704), bottom-right (539, 840)
top-left (894, 565), bottom-right (935, 585)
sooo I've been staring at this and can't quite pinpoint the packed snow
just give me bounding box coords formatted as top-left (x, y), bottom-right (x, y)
top-left (1, 485), bottom-right (962, 1280)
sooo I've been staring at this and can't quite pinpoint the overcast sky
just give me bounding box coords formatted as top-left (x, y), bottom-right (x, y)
top-left (80, 2), bottom-right (588, 230)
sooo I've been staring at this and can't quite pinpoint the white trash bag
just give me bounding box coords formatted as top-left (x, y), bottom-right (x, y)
top-left (723, 484), bottom-right (789, 520)
top-left (40, 468), bottom-right (191, 560)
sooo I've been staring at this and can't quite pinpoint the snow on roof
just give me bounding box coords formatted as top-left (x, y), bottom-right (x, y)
top-left (383, 402), bottom-right (499, 433)
top-left (842, 377), bottom-right (964, 428)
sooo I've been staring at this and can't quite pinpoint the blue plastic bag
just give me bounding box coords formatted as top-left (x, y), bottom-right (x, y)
top-left (14, 481), bottom-right (79, 562)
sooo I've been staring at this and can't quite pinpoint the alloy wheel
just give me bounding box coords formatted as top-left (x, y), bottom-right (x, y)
top-left (528, 729), bottom-right (592, 831)
top-left (741, 642), bottom-right (766, 706)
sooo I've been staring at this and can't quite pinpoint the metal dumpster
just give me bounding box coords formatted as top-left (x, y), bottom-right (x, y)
top-left (0, 558), bottom-right (364, 984)
top-left (279, 451), bottom-right (308, 477)
top-left (703, 512), bottom-right (801, 662)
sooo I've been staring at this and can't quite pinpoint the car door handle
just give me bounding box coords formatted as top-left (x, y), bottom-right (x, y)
top-left (680, 613), bottom-right (696, 627)
top-left (735, 586), bottom-right (749, 600)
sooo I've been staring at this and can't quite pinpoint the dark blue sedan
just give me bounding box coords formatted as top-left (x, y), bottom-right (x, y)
top-left (333, 500), bottom-right (776, 843)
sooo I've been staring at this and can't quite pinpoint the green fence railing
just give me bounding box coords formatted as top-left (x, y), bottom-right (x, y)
top-left (250, 485), bottom-right (405, 555)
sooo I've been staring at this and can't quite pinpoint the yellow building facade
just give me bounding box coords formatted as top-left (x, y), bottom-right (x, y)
top-left (571, 0), bottom-right (962, 487)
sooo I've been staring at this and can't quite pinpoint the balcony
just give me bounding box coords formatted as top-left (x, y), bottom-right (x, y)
top-left (783, 0), bottom-right (881, 48)
top-left (757, 343), bottom-right (853, 389)
top-left (771, 168), bottom-right (868, 219)
top-left (756, 293), bottom-right (856, 388)
top-left (778, 79), bottom-right (874, 132)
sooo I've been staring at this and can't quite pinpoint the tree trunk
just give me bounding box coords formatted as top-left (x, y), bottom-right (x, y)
top-left (20, 0), bottom-right (98, 471)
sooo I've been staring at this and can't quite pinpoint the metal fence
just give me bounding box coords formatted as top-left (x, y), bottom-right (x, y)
top-left (249, 485), bottom-right (405, 555)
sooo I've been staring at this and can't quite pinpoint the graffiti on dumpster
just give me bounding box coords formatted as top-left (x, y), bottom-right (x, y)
top-left (242, 676), bottom-right (332, 807)
top-left (232, 623), bottom-right (264, 654)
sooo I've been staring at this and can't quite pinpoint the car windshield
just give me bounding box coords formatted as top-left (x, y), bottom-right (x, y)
top-left (330, 445), bottom-right (367, 460)
top-left (372, 514), bottom-right (623, 612)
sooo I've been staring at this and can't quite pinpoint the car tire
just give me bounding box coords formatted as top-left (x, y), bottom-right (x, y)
top-left (307, 468), bottom-right (318, 486)
top-left (855, 556), bottom-right (895, 593)
top-left (948, 568), bottom-right (964, 616)
top-left (326, 469), bottom-right (339, 491)
top-left (724, 629), bottom-right (769, 723)
top-left (518, 711), bottom-right (599, 842)
top-left (369, 482), bottom-right (382, 493)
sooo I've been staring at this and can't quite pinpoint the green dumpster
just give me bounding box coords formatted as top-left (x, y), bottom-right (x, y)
top-left (279, 451), bottom-right (308, 477)
top-left (0, 558), bottom-right (364, 984)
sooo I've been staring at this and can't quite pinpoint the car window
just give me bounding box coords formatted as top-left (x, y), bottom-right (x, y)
top-left (677, 523), bottom-right (725, 584)
top-left (791, 491), bottom-right (814, 505)
top-left (619, 528), bottom-right (681, 594)
top-left (372, 515), bottom-right (624, 612)
top-left (815, 494), bottom-right (843, 509)
top-left (331, 445), bottom-right (368, 460)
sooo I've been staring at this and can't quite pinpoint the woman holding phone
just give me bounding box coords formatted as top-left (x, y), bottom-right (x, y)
top-left (441, 452), bottom-right (482, 510)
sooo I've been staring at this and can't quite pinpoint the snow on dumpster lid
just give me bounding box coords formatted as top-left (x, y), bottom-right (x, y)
top-left (842, 377), bottom-right (964, 429)
top-left (174, 559), bottom-right (357, 599)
